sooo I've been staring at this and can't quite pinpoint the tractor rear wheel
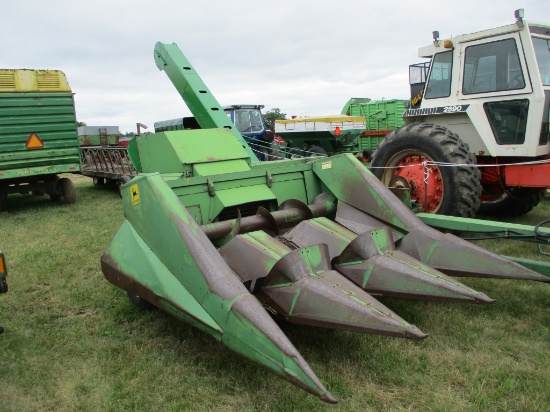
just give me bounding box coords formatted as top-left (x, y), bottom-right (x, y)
top-left (370, 123), bottom-right (481, 217)
top-left (478, 187), bottom-right (545, 217)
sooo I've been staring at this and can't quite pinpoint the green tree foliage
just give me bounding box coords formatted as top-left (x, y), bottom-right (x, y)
top-left (263, 108), bottom-right (286, 131)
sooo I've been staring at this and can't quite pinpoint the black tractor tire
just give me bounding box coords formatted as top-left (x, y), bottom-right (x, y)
top-left (307, 146), bottom-right (328, 157)
top-left (478, 188), bottom-right (545, 217)
top-left (118, 175), bottom-right (132, 198)
top-left (361, 148), bottom-right (373, 162)
top-left (128, 292), bottom-right (154, 310)
top-left (370, 123), bottom-right (481, 217)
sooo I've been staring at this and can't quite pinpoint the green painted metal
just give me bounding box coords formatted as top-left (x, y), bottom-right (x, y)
top-left (274, 128), bottom-right (363, 156)
top-left (0, 90), bottom-right (80, 176)
top-left (342, 98), bottom-right (407, 130)
top-left (102, 41), bottom-right (550, 404)
top-left (103, 173), bottom-right (335, 402)
top-left (153, 42), bottom-right (259, 163)
top-left (135, 129), bottom-right (251, 175)
top-left (418, 212), bottom-right (550, 279)
top-left (503, 256), bottom-right (550, 279)
top-left (0, 163), bottom-right (80, 180)
top-left (417, 213), bottom-right (550, 244)
top-left (341, 98), bottom-right (407, 153)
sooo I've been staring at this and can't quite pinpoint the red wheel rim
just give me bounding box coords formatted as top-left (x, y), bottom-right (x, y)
top-left (382, 151), bottom-right (444, 213)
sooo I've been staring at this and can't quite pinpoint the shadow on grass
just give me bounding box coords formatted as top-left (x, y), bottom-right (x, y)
top-left (0, 176), bottom-right (121, 215)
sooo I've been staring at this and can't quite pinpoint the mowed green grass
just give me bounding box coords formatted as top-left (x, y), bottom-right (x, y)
top-left (1, 175), bottom-right (549, 411)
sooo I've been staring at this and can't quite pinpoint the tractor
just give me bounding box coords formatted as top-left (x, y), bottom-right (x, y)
top-left (371, 9), bottom-right (550, 217)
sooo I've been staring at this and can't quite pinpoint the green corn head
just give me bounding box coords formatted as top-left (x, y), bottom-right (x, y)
top-left (101, 42), bottom-right (549, 403)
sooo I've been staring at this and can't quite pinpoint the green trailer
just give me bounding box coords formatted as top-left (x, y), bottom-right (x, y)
top-left (274, 115), bottom-right (366, 157)
top-left (0, 69), bottom-right (80, 210)
top-left (341, 97), bottom-right (407, 154)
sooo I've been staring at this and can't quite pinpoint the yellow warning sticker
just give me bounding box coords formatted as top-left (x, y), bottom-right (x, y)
top-left (130, 184), bottom-right (140, 205)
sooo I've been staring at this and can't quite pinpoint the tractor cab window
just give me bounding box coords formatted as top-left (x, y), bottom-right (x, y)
top-left (233, 109), bottom-right (264, 134)
top-left (532, 37), bottom-right (550, 86)
top-left (425, 51), bottom-right (453, 99)
top-left (484, 99), bottom-right (529, 145)
top-left (409, 62), bottom-right (430, 107)
top-left (463, 38), bottom-right (525, 94)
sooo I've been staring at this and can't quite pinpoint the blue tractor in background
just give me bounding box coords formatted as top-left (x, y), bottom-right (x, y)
top-left (154, 104), bottom-right (273, 160)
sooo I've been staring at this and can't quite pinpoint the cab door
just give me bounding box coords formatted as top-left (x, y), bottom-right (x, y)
top-left (458, 33), bottom-right (533, 146)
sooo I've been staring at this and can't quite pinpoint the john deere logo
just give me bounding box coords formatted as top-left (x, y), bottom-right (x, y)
top-left (130, 184), bottom-right (140, 205)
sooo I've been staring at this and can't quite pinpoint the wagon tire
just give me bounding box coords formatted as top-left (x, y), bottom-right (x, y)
top-left (93, 177), bottom-right (105, 186)
top-left (370, 123), bottom-right (481, 217)
top-left (57, 178), bottom-right (76, 204)
top-left (118, 175), bottom-right (132, 198)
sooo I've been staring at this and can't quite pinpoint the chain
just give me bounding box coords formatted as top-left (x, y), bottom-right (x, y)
top-left (422, 161), bottom-right (430, 185)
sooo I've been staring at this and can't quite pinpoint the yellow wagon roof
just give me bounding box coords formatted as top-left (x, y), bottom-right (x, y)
top-left (0, 69), bottom-right (71, 92)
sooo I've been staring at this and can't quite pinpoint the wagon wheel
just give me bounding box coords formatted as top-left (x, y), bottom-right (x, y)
top-left (59, 178), bottom-right (76, 204)
top-left (118, 175), bottom-right (132, 198)
top-left (93, 177), bottom-right (105, 186)
top-left (370, 123), bottom-right (481, 217)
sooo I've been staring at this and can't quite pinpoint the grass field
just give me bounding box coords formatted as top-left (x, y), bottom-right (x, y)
top-left (1, 174), bottom-right (549, 411)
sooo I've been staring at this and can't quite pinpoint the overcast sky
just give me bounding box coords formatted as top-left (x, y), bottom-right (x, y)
top-left (3, 1), bottom-right (549, 134)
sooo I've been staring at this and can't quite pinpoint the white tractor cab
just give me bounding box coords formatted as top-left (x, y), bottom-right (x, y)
top-left (371, 9), bottom-right (550, 217)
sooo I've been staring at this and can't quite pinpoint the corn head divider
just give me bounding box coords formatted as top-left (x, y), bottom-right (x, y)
top-left (101, 42), bottom-right (549, 404)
